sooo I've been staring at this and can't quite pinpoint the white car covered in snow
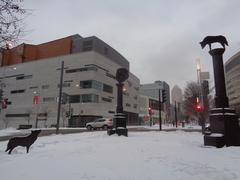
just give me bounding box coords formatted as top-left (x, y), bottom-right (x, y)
top-left (86, 118), bottom-right (113, 130)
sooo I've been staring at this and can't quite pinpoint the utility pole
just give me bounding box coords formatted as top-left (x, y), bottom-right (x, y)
top-left (158, 89), bottom-right (162, 131)
top-left (56, 61), bottom-right (64, 134)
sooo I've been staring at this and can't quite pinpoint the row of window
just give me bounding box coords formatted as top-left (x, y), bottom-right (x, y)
top-left (44, 95), bottom-right (137, 108)
top-left (43, 94), bottom-right (113, 104)
top-left (12, 80), bottom-right (113, 94)
top-left (225, 56), bottom-right (240, 73)
top-left (82, 40), bottom-right (109, 56)
top-left (80, 80), bottom-right (113, 93)
top-left (65, 66), bottom-right (97, 73)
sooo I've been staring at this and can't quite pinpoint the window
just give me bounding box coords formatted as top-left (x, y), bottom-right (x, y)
top-left (11, 89), bottom-right (25, 94)
top-left (58, 83), bottom-right (71, 88)
top-left (81, 94), bottom-right (99, 103)
top-left (64, 80), bottom-right (73, 83)
top-left (126, 103), bottom-right (131, 107)
top-left (102, 97), bottom-right (112, 103)
top-left (16, 75), bottom-right (32, 80)
top-left (80, 80), bottom-right (103, 90)
top-left (29, 86), bottom-right (38, 89)
top-left (80, 80), bottom-right (92, 88)
top-left (133, 104), bottom-right (138, 109)
top-left (149, 99), bottom-right (159, 110)
top-left (43, 97), bottom-right (55, 102)
top-left (66, 67), bottom-right (97, 73)
top-left (69, 95), bottom-right (80, 103)
top-left (92, 81), bottom-right (103, 90)
top-left (6, 113), bottom-right (30, 117)
top-left (82, 40), bottom-right (93, 51)
top-left (42, 85), bottom-right (49, 89)
top-left (103, 84), bottom-right (113, 93)
top-left (96, 119), bottom-right (105, 122)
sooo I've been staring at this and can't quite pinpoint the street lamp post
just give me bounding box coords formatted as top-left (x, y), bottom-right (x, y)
top-left (33, 91), bottom-right (40, 128)
top-left (158, 89), bottom-right (162, 131)
top-left (108, 68), bottom-right (129, 136)
top-left (56, 61), bottom-right (64, 134)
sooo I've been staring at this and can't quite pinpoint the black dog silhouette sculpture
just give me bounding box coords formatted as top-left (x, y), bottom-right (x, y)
top-left (5, 130), bottom-right (41, 154)
top-left (200, 35), bottom-right (228, 50)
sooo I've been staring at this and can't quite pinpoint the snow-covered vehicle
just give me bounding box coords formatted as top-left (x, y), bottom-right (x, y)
top-left (86, 118), bottom-right (113, 130)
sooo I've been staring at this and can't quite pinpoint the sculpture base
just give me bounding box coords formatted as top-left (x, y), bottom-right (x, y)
top-left (204, 134), bottom-right (225, 148)
top-left (107, 128), bottom-right (128, 137)
top-left (204, 108), bottom-right (240, 147)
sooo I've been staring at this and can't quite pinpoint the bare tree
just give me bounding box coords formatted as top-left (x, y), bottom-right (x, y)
top-left (182, 81), bottom-right (211, 124)
top-left (0, 0), bottom-right (27, 48)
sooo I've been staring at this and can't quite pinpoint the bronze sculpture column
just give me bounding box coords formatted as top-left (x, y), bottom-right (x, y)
top-left (200, 35), bottom-right (240, 147)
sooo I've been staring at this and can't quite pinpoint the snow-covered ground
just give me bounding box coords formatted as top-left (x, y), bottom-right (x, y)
top-left (0, 131), bottom-right (240, 180)
top-left (132, 124), bottom-right (202, 130)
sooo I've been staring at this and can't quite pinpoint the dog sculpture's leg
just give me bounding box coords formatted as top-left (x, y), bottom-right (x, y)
top-left (26, 146), bottom-right (30, 153)
top-left (8, 148), bottom-right (13, 154)
top-left (5, 147), bottom-right (10, 152)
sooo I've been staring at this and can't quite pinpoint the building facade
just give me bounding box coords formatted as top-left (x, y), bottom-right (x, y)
top-left (0, 34), bottom-right (140, 128)
top-left (140, 81), bottom-right (170, 122)
top-left (225, 51), bottom-right (240, 115)
top-left (138, 95), bottom-right (167, 125)
top-left (171, 85), bottom-right (183, 104)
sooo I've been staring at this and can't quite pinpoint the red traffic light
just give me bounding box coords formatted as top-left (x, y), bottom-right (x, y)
top-left (195, 104), bottom-right (203, 112)
top-left (148, 107), bottom-right (153, 115)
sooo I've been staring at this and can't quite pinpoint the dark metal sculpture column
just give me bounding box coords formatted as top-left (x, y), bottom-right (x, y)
top-left (210, 48), bottom-right (229, 108)
top-left (200, 35), bottom-right (240, 147)
top-left (108, 68), bottom-right (129, 136)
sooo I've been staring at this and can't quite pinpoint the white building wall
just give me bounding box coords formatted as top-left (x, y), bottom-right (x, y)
top-left (0, 51), bottom-right (140, 128)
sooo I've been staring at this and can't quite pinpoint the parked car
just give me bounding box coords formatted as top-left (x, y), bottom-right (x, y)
top-left (86, 118), bottom-right (113, 130)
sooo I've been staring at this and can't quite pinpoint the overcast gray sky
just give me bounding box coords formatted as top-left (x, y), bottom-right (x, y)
top-left (23, 0), bottom-right (240, 90)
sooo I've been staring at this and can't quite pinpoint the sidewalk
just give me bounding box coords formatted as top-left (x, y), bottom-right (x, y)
top-left (0, 125), bottom-right (202, 142)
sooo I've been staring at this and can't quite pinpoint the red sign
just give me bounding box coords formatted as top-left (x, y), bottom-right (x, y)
top-left (144, 115), bottom-right (149, 121)
top-left (33, 95), bottom-right (39, 105)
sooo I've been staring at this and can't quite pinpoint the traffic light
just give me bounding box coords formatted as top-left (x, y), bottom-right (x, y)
top-left (148, 107), bottom-right (152, 115)
top-left (195, 103), bottom-right (203, 112)
top-left (162, 89), bottom-right (167, 103)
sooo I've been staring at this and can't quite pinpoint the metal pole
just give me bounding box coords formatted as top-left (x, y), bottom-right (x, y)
top-left (175, 100), bottom-right (178, 128)
top-left (159, 89), bottom-right (162, 131)
top-left (56, 61), bottom-right (64, 134)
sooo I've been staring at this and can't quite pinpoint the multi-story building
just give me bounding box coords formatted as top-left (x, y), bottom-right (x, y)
top-left (225, 51), bottom-right (240, 115)
top-left (171, 85), bottom-right (184, 123)
top-left (138, 94), bottom-right (167, 125)
top-left (140, 81), bottom-right (170, 122)
top-left (171, 85), bottom-right (183, 104)
top-left (0, 34), bottom-right (140, 128)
